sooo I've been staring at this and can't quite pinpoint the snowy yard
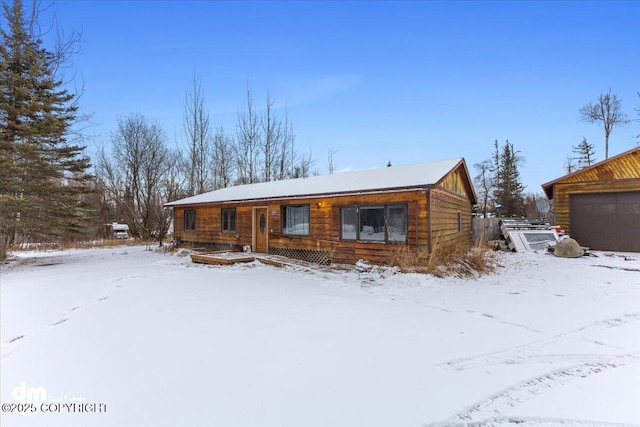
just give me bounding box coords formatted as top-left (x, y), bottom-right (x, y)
top-left (1, 245), bottom-right (639, 427)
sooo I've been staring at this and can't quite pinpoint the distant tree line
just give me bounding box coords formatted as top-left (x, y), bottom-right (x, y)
top-left (95, 78), bottom-right (319, 244)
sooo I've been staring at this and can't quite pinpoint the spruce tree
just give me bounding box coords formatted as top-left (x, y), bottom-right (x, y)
top-left (0, 0), bottom-right (91, 256)
top-left (572, 137), bottom-right (596, 170)
top-left (493, 140), bottom-right (525, 217)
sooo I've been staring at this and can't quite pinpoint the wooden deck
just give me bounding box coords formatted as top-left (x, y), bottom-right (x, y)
top-left (190, 252), bottom-right (327, 270)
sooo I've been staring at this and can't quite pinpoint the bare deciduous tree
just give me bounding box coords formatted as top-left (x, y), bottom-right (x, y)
top-left (634, 92), bottom-right (640, 139)
top-left (564, 155), bottom-right (576, 174)
top-left (261, 92), bottom-right (281, 182)
top-left (211, 126), bottom-right (235, 189)
top-left (103, 114), bottom-right (171, 241)
top-left (183, 71), bottom-right (211, 195)
top-left (235, 86), bottom-right (261, 184)
top-left (156, 149), bottom-right (187, 246)
top-left (273, 109), bottom-right (295, 180)
top-left (328, 148), bottom-right (337, 174)
top-left (579, 89), bottom-right (630, 159)
top-left (292, 146), bottom-right (317, 178)
top-left (95, 144), bottom-right (125, 223)
top-left (473, 159), bottom-right (493, 217)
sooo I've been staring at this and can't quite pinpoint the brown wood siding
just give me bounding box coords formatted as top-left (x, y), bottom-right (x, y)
top-left (543, 147), bottom-right (640, 200)
top-left (172, 169), bottom-right (475, 264)
top-left (330, 196), bottom-right (426, 264)
top-left (429, 187), bottom-right (473, 249)
top-left (552, 179), bottom-right (640, 235)
top-left (173, 191), bottom-right (431, 264)
top-left (556, 149), bottom-right (640, 184)
top-left (439, 168), bottom-right (468, 198)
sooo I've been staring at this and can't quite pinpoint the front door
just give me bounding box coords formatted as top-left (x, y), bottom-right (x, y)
top-left (253, 208), bottom-right (268, 253)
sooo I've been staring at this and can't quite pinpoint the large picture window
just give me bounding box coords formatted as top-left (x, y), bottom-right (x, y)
top-left (359, 206), bottom-right (386, 241)
top-left (281, 205), bottom-right (310, 236)
top-left (339, 204), bottom-right (407, 243)
top-left (221, 208), bottom-right (236, 233)
top-left (184, 209), bottom-right (196, 231)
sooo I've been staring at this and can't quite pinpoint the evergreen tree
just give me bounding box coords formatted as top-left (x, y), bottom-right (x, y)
top-left (572, 137), bottom-right (596, 170)
top-left (493, 140), bottom-right (525, 217)
top-left (0, 0), bottom-right (91, 256)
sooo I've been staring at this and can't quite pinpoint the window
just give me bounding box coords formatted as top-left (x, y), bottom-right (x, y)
top-left (281, 205), bottom-right (310, 236)
top-left (387, 205), bottom-right (408, 243)
top-left (221, 208), bottom-right (236, 233)
top-left (359, 206), bottom-right (386, 241)
top-left (457, 211), bottom-right (462, 232)
top-left (340, 206), bottom-right (357, 240)
top-left (340, 204), bottom-right (407, 243)
top-left (184, 209), bottom-right (196, 231)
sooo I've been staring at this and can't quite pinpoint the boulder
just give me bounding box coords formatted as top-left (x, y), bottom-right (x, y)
top-left (554, 237), bottom-right (583, 258)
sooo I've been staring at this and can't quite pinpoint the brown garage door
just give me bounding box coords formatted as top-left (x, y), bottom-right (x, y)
top-left (570, 191), bottom-right (640, 252)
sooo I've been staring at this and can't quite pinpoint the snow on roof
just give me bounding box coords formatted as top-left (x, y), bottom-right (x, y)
top-left (166, 158), bottom-right (463, 206)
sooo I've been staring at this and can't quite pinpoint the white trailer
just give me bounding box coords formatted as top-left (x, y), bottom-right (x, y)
top-left (106, 222), bottom-right (130, 239)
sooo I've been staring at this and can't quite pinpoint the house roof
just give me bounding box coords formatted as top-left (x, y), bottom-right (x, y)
top-left (166, 157), bottom-right (469, 206)
top-left (541, 146), bottom-right (640, 199)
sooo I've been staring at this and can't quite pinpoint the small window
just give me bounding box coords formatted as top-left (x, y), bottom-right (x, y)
top-left (387, 205), bottom-right (408, 243)
top-left (457, 212), bottom-right (462, 232)
top-left (281, 205), bottom-right (309, 236)
top-left (340, 206), bottom-right (357, 240)
top-left (184, 209), bottom-right (196, 231)
top-left (259, 214), bottom-right (266, 234)
top-left (221, 208), bottom-right (236, 233)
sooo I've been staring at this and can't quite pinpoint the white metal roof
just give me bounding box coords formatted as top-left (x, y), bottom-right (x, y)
top-left (165, 158), bottom-right (463, 206)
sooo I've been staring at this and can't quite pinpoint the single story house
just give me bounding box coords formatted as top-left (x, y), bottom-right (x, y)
top-left (165, 158), bottom-right (477, 264)
top-left (541, 146), bottom-right (640, 252)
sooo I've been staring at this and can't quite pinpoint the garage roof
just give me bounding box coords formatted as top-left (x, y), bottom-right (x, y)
top-left (541, 146), bottom-right (640, 199)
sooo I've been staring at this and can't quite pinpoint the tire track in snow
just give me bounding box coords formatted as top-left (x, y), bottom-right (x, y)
top-left (430, 354), bottom-right (639, 426)
top-left (441, 313), bottom-right (640, 371)
top-left (452, 415), bottom-right (640, 426)
top-left (430, 313), bottom-right (640, 426)
top-left (470, 310), bottom-right (542, 334)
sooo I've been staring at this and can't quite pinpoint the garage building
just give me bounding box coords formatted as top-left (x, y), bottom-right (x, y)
top-left (542, 147), bottom-right (640, 252)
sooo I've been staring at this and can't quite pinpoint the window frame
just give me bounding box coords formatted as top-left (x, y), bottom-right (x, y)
top-left (339, 203), bottom-right (408, 244)
top-left (221, 208), bottom-right (237, 233)
top-left (358, 205), bottom-right (387, 242)
top-left (281, 204), bottom-right (310, 236)
top-left (184, 209), bottom-right (196, 232)
top-left (339, 205), bottom-right (358, 241)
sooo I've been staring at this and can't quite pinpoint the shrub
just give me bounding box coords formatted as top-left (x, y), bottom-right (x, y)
top-left (387, 237), bottom-right (496, 277)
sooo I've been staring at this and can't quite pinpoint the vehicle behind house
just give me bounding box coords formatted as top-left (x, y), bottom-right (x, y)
top-left (106, 222), bottom-right (130, 239)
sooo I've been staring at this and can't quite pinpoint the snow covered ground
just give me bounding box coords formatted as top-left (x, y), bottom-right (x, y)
top-left (1, 245), bottom-right (639, 427)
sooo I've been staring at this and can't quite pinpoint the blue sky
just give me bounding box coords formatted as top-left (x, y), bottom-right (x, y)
top-left (35, 1), bottom-right (640, 193)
